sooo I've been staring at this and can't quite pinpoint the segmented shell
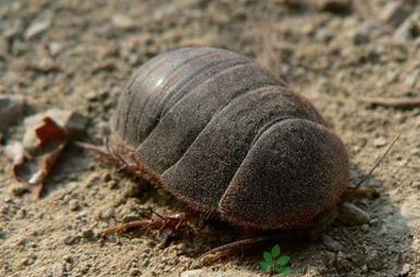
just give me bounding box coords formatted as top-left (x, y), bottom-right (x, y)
top-left (111, 47), bottom-right (349, 230)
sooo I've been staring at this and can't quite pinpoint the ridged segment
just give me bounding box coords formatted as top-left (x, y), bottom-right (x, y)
top-left (132, 62), bottom-right (279, 173)
top-left (218, 119), bottom-right (349, 229)
top-left (161, 86), bottom-right (330, 209)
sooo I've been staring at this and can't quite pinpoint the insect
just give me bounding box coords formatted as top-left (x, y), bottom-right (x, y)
top-left (90, 47), bottom-right (384, 254)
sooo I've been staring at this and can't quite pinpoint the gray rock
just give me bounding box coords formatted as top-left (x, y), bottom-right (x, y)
top-left (373, 137), bottom-right (387, 147)
top-left (63, 235), bottom-right (80, 245)
top-left (112, 14), bottom-right (135, 30)
top-left (394, 12), bottom-right (420, 43)
top-left (24, 19), bottom-right (51, 40)
top-left (0, 95), bottom-right (27, 134)
top-left (48, 42), bottom-right (62, 57)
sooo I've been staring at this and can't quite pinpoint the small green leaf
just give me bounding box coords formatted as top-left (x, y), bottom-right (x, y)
top-left (271, 244), bottom-right (280, 258)
top-left (277, 255), bottom-right (291, 266)
top-left (278, 267), bottom-right (292, 276)
top-left (263, 252), bottom-right (272, 262)
top-left (260, 262), bottom-right (271, 271)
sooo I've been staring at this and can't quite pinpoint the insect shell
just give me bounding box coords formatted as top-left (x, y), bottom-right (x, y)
top-left (109, 47), bottom-right (349, 231)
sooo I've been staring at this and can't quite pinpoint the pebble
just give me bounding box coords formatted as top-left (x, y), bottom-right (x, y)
top-left (81, 228), bottom-right (96, 241)
top-left (69, 199), bottom-right (80, 211)
top-left (130, 268), bottom-right (142, 276)
top-left (321, 234), bottom-right (344, 252)
top-left (63, 235), bottom-right (80, 245)
top-left (400, 263), bottom-right (411, 276)
top-left (0, 95), bottom-right (27, 134)
top-left (380, 2), bottom-right (412, 27)
top-left (48, 42), bottom-right (62, 56)
top-left (361, 224), bottom-right (369, 233)
top-left (0, 227), bottom-right (6, 238)
top-left (373, 137), bottom-right (387, 147)
top-left (24, 19), bottom-right (51, 40)
top-left (112, 14), bottom-right (135, 30)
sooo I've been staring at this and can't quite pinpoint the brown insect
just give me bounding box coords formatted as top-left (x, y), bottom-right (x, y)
top-left (88, 47), bottom-right (387, 255)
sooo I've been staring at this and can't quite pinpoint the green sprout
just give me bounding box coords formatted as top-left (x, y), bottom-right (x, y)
top-left (259, 244), bottom-right (291, 276)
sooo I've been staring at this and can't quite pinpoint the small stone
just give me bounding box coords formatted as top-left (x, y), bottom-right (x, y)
top-left (24, 19), bottom-right (51, 40)
top-left (0, 228), bottom-right (8, 239)
top-left (81, 228), bottom-right (96, 241)
top-left (373, 137), bottom-right (387, 147)
top-left (69, 199), bottom-right (80, 211)
top-left (315, 27), bottom-right (334, 43)
top-left (315, 0), bottom-right (351, 14)
top-left (0, 95), bottom-right (27, 134)
top-left (130, 268), bottom-right (141, 276)
top-left (112, 14), bottom-right (135, 30)
top-left (16, 209), bottom-right (26, 219)
top-left (48, 42), bottom-right (62, 56)
top-left (394, 12), bottom-right (420, 43)
top-left (321, 234), bottom-right (343, 252)
top-left (63, 235), bottom-right (80, 245)
top-left (361, 224), bottom-right (369, 233)
top-left (400, 263), bottom-right (410, 275)
top-left (380, 2), bottom-right (412, 27)
top-left (63, 255), bottom-right (73, 263)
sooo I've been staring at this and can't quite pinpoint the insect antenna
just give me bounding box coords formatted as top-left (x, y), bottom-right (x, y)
top-left (351, 133), bottom-right (400, 189)
top-left (343, 133), bottom-right (400, 201)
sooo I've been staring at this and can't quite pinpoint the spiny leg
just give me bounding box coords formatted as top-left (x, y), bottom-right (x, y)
top-left (342, 187), bottom-right (379, 201)
top-left (102, 209), bottom-right (203, 245)
top-left (79, 142), bottom-right (203, 241)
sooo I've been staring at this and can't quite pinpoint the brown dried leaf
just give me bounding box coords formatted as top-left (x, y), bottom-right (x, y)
top-left (6, 116), bottom-right (70, 198)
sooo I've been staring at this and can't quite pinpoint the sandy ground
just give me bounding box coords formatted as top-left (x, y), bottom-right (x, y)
top-left (1, 0), bottom-right (420, 276)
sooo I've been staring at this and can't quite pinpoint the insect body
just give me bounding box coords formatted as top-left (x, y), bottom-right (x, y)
top-left (108, 47), bottom-right (369, 232)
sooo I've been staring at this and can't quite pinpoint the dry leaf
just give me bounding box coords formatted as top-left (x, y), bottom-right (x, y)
top-left (6, 116), bottom-right (70, 198)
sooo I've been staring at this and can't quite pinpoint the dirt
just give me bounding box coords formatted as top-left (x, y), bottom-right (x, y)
top-left (1, 0), bottom-right (420, 276)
